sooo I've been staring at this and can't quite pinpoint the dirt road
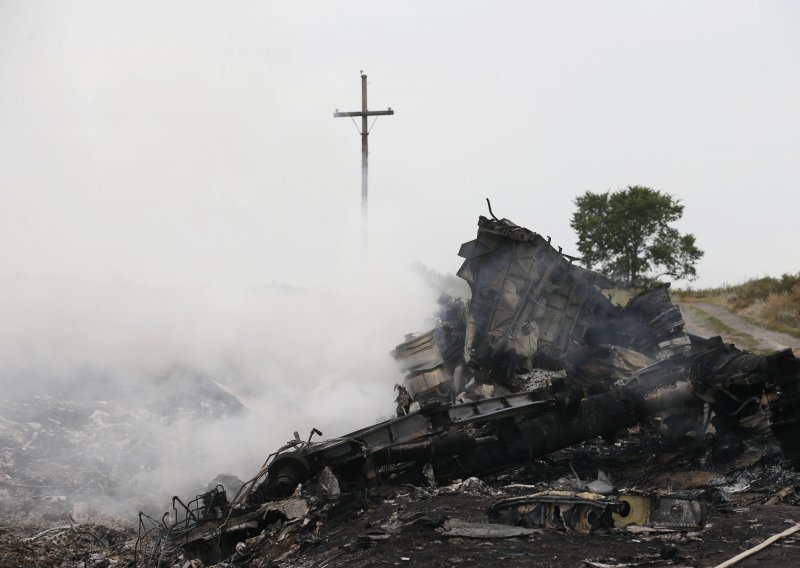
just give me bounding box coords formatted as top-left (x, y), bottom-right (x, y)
top-left (679, 300), bottom-right (800, 355)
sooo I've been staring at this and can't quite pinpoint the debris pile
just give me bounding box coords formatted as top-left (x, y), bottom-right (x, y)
top-left (4, 209), bottom-right (800, 567)
top-left (0, 371), bottom-right (243, 519)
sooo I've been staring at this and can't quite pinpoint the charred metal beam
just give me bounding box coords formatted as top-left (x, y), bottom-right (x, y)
top-left (248, 339), bottom-right (800, 503)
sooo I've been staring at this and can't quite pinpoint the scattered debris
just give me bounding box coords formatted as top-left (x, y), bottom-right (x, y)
top-left (437, 518), bottom-right (543, 539)
top-left (317, 466), bottom-right (342, 499)
top-left (5, 207), bottom-right (800, 567)
top-left (440, 477), bottom-right (498, 496)
top-left (489, 491), bottom-right (623, 533)
top-left (487, 488), bottom-right (704, 534)
top-left (128, 210), bottom-right (800, 567)
top-left (612, 492), bottom-right (706, 529)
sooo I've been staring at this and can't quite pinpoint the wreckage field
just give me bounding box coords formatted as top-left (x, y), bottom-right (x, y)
top-left (4, 431), bottom-right (800, 567)
top-left (3, 212), bottom-right (800, 567)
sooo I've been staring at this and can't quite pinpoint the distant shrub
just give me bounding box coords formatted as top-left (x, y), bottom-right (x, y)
top-left (728, 273), bottom-right (800, 311)
top-left (761, 283), bottom-right (800, 330)
top-left (674, 272), bottom-right (800, 337)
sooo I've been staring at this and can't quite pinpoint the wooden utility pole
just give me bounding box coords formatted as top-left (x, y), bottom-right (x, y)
top-left (334, 72), bottom-right (394, 258)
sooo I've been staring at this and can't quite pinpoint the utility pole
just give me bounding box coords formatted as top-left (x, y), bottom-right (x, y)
top-left (334, 72), bottom-right (394, 258)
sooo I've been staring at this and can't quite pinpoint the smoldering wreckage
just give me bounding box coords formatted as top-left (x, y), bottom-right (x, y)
top-left (5, 210), bottom-right (800, 568)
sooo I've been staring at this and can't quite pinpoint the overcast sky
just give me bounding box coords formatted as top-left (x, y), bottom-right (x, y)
top-left (2, 1), bottom-right (799, 290)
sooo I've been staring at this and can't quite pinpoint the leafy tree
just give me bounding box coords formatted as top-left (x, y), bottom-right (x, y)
top-left (570, 185), bottom-right (704, 288)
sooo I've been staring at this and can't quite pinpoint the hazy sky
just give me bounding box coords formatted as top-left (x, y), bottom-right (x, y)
top-left (2, 0), bottom-right (799, 290)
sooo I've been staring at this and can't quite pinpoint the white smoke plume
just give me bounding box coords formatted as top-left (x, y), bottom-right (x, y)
top-left (0, 259), bottom-right (440, 516)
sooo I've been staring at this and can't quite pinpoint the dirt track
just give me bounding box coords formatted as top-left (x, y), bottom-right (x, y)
top-left (679, 301), bottom-right (800, 356)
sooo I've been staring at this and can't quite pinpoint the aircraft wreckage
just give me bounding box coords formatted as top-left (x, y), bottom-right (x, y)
top-left (136, 210), bottom-right (800, 566)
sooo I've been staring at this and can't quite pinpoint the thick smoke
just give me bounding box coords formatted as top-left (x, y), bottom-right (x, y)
top-left (0, 260), bottom-right (438, 517)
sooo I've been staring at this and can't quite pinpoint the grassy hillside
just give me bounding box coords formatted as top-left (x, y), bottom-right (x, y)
top-left (674, 273), bottom-right (800, 338)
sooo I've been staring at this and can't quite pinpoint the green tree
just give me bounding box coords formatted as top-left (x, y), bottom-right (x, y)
top-left (570, 185), bottom-right (704, 288)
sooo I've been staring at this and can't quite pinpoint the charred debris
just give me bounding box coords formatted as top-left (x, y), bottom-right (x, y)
top-left (138, 212), bottom-right (800, 567)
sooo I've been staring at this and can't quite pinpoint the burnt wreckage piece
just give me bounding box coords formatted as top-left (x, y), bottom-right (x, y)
top-left (245, 214), bottom-right (800, 490)
top-left (243, 342), bottom-right (800, 501)
top-left (152, 212), bottom-right (800, 563)
top-left (393, 216), bottom-right (694, 408)
top-left (457, 215), bottom-right (617, 377)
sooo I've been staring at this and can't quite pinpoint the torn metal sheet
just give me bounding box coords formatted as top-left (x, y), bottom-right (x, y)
top-left (259, 497), bottom-right (309, 521)
top-left (400, 216), bottom-right (696, 405)
top-left (457, 215), bottom-right (616, 377)
top-left (488, 491), bottom-right (622, 534)
top-left (616, 284), bottom-right (692, 360)
top-left (612, 493), bottom-right (706, 529)
top-left (391, 331), bottom-right (444, 376)
top-left (570, 344), bottom-right (656, 386)
top-left (403, 367), bottom-right (451, 402)
top-left (391, 297), bottom-right (468, 406)
top-left (490, 491), bottom-right (706, 533)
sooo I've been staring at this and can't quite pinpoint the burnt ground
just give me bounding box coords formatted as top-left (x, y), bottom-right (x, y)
top-left (0, 518), bottom-right (135, 568)
top-left (264, 430), bottom-right (800, 568)
top-left (5, 425), bottom-right (800, 567)
top-left (293, 493), bottom-right (800, 568)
